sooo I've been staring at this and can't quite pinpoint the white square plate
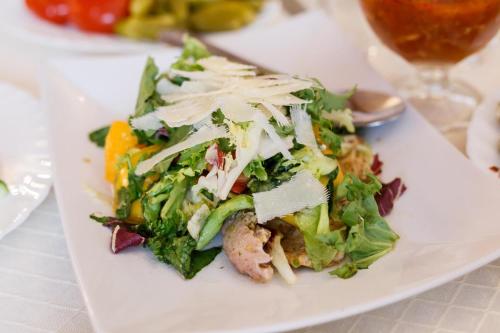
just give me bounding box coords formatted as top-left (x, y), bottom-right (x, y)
top-left (41, 12), bottom-right (500, 333)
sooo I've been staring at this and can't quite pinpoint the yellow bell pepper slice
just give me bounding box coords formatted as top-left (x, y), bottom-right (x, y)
top-left (334, 166), bottom-right (344, 187)
top-left (104, 121), bottom-right (138, 183)
top-left (143, 174), bottom-right (160, 191)
top-left (129, 199), bottom-right (144, 224)
top-left (115, 165), bottom-right (129, 190)
top-left (281, 214), bottom-right (297, 226)
top-left (130, 144), bottom-right (161, 167)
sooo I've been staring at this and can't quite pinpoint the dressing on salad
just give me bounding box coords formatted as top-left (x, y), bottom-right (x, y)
top-left (89, 37), bottom-right (405, 283)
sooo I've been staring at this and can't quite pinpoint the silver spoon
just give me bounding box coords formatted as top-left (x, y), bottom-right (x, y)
top-left (349, 90), bottom-right (406, 128)
top-left (161, 31), bottom-right (406, 128)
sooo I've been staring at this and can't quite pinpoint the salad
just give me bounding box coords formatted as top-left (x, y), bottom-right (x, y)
top-left (89, 37), bottom-right (406, 283)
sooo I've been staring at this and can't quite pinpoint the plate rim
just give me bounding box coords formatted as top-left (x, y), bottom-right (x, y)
top-left (0, 81), bottom-right (52, 240)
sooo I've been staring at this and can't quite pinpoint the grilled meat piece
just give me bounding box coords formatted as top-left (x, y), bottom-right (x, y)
top-left (223, 212), bottom-right (273, 282)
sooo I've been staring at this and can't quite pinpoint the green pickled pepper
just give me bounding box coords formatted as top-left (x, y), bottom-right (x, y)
top-left (116, 0), bottom-right (264, 40)
top-left (190, 1), bottom-right (257, 32)
top-left (115, 14), bottom-right (177, 40)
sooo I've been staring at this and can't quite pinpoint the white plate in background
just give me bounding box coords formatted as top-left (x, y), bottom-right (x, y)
top-left (41, 12), bottom-right (500, 333)
top-left (0, 0), bottom-right (283, 54)
top-left (0, 82), bottom-right (52, 239)
top-left (467, 93), bottom-right (500, 176)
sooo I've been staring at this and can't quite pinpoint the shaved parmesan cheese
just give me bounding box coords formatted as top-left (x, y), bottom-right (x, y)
top-left (132, 98), bottom-right (219, 130)
top-left (254, 111), bottom-right (293, 160)
top-left (130, 113), bottom-right (163, 131)
top-left (179, 81), bottom-right (212, 94)
top-left (155, 98), bottom-right (218, 127)
top-left (205, 143), bottom-right (220, 167)
top-left (187, 204), bottom-right (210, 240)
top-left (164, 86), bottom-right (231, 103)
top-left (242, 80), bottom-right (312, 99)
top-left (192, 116), bottom-right (213, 129)
top-left (169, 69), bottom-right (217, 81)
top-left (190, 172), bottom-right (218, 202)
top-left (154, 61), bottom-right (315, 131)
top-left (260, 101), bottom-right (290, 126)
top-left (135, 125), bottom-right (227, 175)
top-left (218, 95), bottom-right (255, 123)
top-left (198, 56), bottom-right (256, 72)
top-left (258, 134), bottom-right (294, 160)
top-left (290, 104), bottom-right (318, 149)
top-left (156, 78), bottom-right (180, 95)
top-left (217, 121), bottom-right (262, 200)
top-left (253, 170), bottom-right (328, 224)
top-left (270, 233), bottom-right (297, 284)
top-left (262, 94), bottom-right (309, 106)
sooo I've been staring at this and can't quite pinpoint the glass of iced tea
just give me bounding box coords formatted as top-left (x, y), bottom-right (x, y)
top-left (360, 0), bottom-right (500, 148)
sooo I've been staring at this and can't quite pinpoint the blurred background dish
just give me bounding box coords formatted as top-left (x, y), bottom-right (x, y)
top-left (0, 0), bottom-right (282, 53)
top-left (0, 81), bottom-right (52, 239)
top-left (24, 0), bottom-right (264, 39)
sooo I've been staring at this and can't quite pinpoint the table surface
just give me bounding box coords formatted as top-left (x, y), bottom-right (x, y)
top-left (1, 2), bottom-right (500, 333)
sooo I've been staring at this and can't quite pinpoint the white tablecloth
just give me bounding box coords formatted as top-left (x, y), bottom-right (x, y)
top-left (1, 2), bottom-right (500, 333)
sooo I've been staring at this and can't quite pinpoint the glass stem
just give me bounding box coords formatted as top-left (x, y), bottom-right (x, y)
top-left (415, 65), bottom-right (451, 97)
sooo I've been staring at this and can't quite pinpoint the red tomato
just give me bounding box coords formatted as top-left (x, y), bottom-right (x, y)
top-left (231, 175), bottom-right (249, 194)
top-left (68, 0), bottom-right (129, 33)
top-left (25, 0), bottom-right (69, 25)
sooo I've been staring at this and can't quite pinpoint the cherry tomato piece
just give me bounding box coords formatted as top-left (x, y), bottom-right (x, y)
top-left (25, 0), bottom-right (69, 25)
top-left (231, 175), bottom-right (249, 194)
top-left (68, 0), bottom-right (129, 33)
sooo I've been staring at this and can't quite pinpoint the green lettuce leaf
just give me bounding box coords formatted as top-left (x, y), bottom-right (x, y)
top-left (346, 218), bottom-right (398, 269)
top-left (319, 87), bottom-right (355, 113)
top-left (171, 36), bottom-right (211, 71)
top-left (330, 262), bottom-right (357, 279)
top-left (177, 143), bottom-right (209, 175)
top-left (319, 126), bottom-right (341, 156)
top-left (185, 247), bottom-right (223, 279)
top-left (334, 174), bottom-right (399, 272)
top-left (134, 57), bottom-right (165, 117)
top-left (292, 147), bottom-right (338, 177)
top-left (295, 206), bottom-right (340, 271)
top-left (270, 117), bottom-right (295, 137)
top-left (246, 154), bottom-right (299, 193)
top-left (243, 158), bottom-right (268, 181)
top-left (88, 126), bottom-right (110, 148)
top-left (293, 84), bottom-right (354, 121)
top-left (114, 156), bottom-right (145, 220)
top-left (148, 235), bottom-right (196, 277)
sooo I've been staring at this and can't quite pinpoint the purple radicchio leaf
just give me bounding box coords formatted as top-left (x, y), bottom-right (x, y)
top-left (111, 225), bottom-right (145, 254)
top-left (154, 127), bottom-right (169, 141)
top-left (371, 154), bottom-right (383, 176)
top-left (375, 178), bottom-right (407, 216)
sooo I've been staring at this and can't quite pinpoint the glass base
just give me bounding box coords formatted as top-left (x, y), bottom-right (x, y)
top-left (395, 66), bottom-right (482, 152)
